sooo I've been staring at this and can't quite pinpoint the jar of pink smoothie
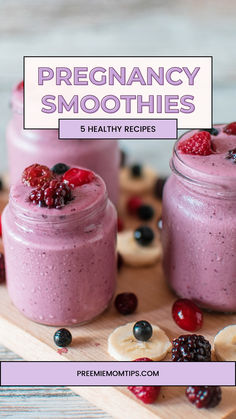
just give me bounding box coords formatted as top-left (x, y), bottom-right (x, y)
top-left (2, 167), bottom-right (117, 325)
top-left (162, 124), bottom-right (236, 312)
top-left (6, 82), bottom-right (119, 205)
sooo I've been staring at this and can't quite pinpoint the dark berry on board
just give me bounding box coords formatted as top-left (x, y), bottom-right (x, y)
top-left (0, 253), bottom-right (6, 282)
top-left (29, 180), bottom-right (73, 209)
top-left (120, 149), bottom-right (127, 167)
top-left (115, 292), bottom-right (138, 315)
top-left (54, 328), bottom-right (72, 347)
top-left (133, 320), bottom-right (153, 342)
top-left (172, 334), bottom-right (211, 362)
top-left (0, 178), bottom-right (3, 191)
top-left (127, 196), bottom-right (143, 214)
top-left (51, 163), bottom-right (70, 175)
top-left (186, 386), bottom-right (222, 409)
top-left (153, 177), bottom-right (167, 200)
top-left (134, 226), bottom-right (154, 246)
top-left (137, 204), bottom-right (154, 221)
top-left (226, 148), bottom-right (236, 163)
top-left (117, 252), bottom-right (123, 271)
top-left (117, 217), bottom-right (124, 232)
top-left (130, 164), bottom-right (142, 177)
top-left (200, 128), bottom-right (219, 136)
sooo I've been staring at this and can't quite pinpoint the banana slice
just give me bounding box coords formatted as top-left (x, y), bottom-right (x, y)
top-left (117, 230), bottom-right (162, 267)
top-left (120, 166), bottom-right (157, 194)
top-left (108, 321), bottom-right (172, 361)
top-left (214, 325), bottom-right (236, 361)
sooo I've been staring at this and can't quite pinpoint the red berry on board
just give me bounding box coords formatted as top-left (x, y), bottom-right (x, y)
top-left (114, 292), bottom-right (138, 315)
top-left (223, 121), bottom-right (236, 135)
top-left (62, 168), bottom-right (95, 187)
top-left (22, 164), bottom-right (54, 187)
top-left (0, 253), bottom-right (6, 282)
top-left (133, 357), bottom-right (153, 362)
top-left (117, 217), bottom-right (124, 232)
top-left (127, 196), bottom-right (142, 214)
top-left (128, 386), bottom-right (161, 404)
top-left (17, 80), bottom-right (24, 91)
top-left (172, 298), bottom-right (203, 332)
top-left (178, 131), bottom-right (212, 156)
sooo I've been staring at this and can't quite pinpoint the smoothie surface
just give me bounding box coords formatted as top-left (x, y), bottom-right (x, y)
top-left (177, 124), bottom-right (236, 178)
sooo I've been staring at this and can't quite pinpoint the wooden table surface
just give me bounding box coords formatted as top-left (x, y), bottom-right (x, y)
top-left (0, 344), bottom-right (111, 418)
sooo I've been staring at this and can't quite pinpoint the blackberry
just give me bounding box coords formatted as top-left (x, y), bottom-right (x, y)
top-left (172, 334), bottom-right (211, 362)
top-left (186, 386), bottom-right (222, 408)
top-left (29, 180), bottom-right (73, 209)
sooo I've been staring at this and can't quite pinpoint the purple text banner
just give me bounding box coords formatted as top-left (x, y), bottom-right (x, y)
top-left (1, 362), bottom-right (235, 386)
top-left (59, 119), bottom-right (177, 139)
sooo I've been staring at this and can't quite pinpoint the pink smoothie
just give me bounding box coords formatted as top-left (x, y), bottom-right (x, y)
top-left (162, 125), bottom-right (236, 312)
top-left (6, 83), bottom-right (119, 206)
top-left (2, 170), bottom-right (117, 325)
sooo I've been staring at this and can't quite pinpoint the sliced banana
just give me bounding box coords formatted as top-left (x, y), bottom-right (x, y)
top-left (117, 230), bottom-right (162, 267)
top-left (120, 166), bottom-right (157, 194)
top-left (108, 321), bottom-right (172, 361)
top-left (214, 325), bottom-right (236, 361)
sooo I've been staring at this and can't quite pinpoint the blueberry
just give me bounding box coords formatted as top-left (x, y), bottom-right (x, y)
top-left (137, 204), bottom-right (154, 220)
top-left (133, 320), bottom-right (153, 342)
top-left (154, 177), bottom-right (167, 200)
top-left (54, 328), bottom-right (72, 347)
top-left (51, 163), bottom-right (70, 175)
top-left (130, 164), bottom-right (142, 177)
top-left (200, 128), bottom-right (219, 136)
top-left (134, 226), bottom-right (154, 246)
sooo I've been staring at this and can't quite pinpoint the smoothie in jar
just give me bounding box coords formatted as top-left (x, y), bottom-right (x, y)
top-left (162, 124), bottom-right (236, 312)
top-left (2, 165), bottom-right (117, 325)
top-left (6, 81), bottom-right (119, 205)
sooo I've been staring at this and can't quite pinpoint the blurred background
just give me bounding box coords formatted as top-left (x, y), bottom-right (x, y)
top-left (0, 0), bottom-right (236, 175)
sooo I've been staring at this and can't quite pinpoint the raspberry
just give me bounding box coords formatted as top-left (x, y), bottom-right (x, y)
top-left (62, 168), bottom-right (95, 187)
top-left (127, 196), bottom-right (142, 214)
top-left (178, 131), bottom-right (212, 156)
top-left (114, 292), bottom-right (138, 315)
top-left (128, 386), bottom-right (161, 404)
top-left (172, 334), bottom-right (211, 362)
top-left (17, 80), bottom-right (24, 91)
top-left (0, 253), bottom-right (6, 282)
top-left (22, 164), bottom-right (54, 187)
top-left (172, 299), bottom-right (203, 332)
top-left (186, 386), bottom-right (222, 408)
top-left (223, 121), bottom-right (236, 135)
top-left (29, 180), bottom-right (73, 209)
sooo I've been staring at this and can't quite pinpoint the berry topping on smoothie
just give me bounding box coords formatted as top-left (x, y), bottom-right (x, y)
top-left (29, 180), bottom-right (73, 209)
top-left (178, 131), bottom-right (212, 156)
top-left (186, 386), bottom-right (222, 409)
top-left (62, 167), bottom-right (95, 187)
top-left (51, 163), bottom-right (70, 175)
top-left (200, 127), bottom-right (219, 136)
top-left (172, 299), bottom-right (203, 332)
top-left (22, 164), bottom-right (54, 187)
top-left (226, 148), bottom-right (236, 163)
top-left (223, 121), bottom-right (236, 135)
top-left (115, 292), bottom-right (138, 315)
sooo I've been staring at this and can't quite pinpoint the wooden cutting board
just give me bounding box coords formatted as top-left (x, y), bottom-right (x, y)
top-left (0, 186), bottom-right (235, 419)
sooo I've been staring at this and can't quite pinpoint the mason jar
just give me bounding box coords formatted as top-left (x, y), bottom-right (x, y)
top-left (2, 169), bottom-right (117, 325)
top-left (6, 82), bottom-right (119, 205)
top-left (162, 125), bottom-right (236, 312)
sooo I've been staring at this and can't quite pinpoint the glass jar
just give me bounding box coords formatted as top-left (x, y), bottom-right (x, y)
top-left (2, 171), bottom-right (117, 325)
top-left (6, 83), bottom-right (119, 205)
top-left (162, 127), bottom-right (236, 312)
